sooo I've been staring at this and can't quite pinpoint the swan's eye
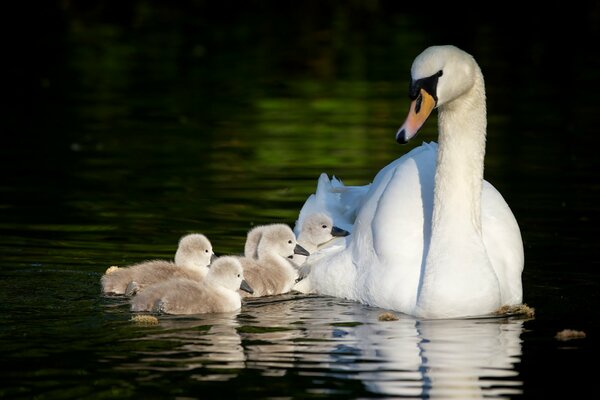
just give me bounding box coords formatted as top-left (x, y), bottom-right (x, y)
top-left (237, 274), bottom-right (240, 278)
top-left (322, 224), bottom-right (327, 229)
top-left (410, 70), bottom-right (443, 102)
top-left (205, 249), bottom-right (209, 253)
top-left (288, 240), bottom-right (292, 244)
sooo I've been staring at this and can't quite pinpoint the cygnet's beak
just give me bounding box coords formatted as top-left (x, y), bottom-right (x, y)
top-left (331, 226), bottom-right (350, 237)
top-left (293, 244), bottom-right (310, 256)
top-left (210, 253), bottom-right (217, 263)
top-left (396, 88), bottom-right (436, 144)
top-left (240, 279), bottom-right (254, 294)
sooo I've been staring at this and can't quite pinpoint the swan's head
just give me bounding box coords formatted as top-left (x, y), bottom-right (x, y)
top-left (396, 45), bottom-right (479, 144)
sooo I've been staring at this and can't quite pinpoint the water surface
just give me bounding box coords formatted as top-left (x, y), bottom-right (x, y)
top-left (2, 2), bottom-right (598, 399)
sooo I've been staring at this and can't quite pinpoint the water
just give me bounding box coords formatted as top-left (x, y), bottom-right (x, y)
top-left (2, 2), bottom-right (599, 398)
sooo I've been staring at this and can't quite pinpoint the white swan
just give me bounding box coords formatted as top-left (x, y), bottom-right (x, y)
top-left (295, 45), bottom-right (524, 318)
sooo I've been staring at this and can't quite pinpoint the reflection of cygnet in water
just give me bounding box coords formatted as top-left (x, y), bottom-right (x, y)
top-left (101, 233), bottom-right (215, 296)
top-left (122, 313), bottom-right (246, 382)
top-left (290, 213), bottom-right (349, 267)
top-left (238, 224), bottom-right (309, 298)
top-left (130, 256), bottom-right (253, 315)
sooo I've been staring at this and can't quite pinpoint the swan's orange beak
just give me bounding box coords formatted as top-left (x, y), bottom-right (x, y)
top-left (396, 88), bottom-right (436, 144)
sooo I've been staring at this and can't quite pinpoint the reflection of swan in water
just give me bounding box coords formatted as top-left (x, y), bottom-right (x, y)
top-left (109, 294), bottom-right (526, 396)
top-left (314, 306), bottom-right (525, 398)
top-left (239, 295), bottom-right (525, 397)
top-left (355, 317), bottom-right (524, 398)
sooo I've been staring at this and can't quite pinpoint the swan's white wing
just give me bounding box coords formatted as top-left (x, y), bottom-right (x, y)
top-left (350, 142), bottom-right (437, 311)
top-left (481, 182), bottom-right (524, 305)
top-left (296, 141), bottom-right (523, 315)
top-left (301, 143), bottom-right (438, 312)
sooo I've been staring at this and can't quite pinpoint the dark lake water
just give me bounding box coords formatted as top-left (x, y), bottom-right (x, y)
top-left (2, 2), bottom-right (599, 399)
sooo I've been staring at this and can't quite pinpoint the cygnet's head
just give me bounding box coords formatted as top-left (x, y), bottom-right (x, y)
top-left (209, 256), bottom-right (253, 293)
top-left (174, 233), bottom-right (215, 270)
top-left (299, 213), bottom-right (350, 246)
top-left (256, 224), bottom-right (310, 259)
top-left (396, 45), bottom-right (481, 143)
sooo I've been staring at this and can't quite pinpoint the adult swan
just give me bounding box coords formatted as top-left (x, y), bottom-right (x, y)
top-left (294, 45), bottom-right (524, 318)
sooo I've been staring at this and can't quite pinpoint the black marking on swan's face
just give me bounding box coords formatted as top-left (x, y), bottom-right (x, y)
top-left (409, 70), bottom-right (443, 105)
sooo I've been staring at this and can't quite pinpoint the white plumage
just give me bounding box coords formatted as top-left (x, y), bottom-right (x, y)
top-left (294, 45), bottom-right (524, 318)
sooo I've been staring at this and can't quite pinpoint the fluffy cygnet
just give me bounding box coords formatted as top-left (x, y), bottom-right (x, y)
top-left (239, 224), bottom-right (309, 298)
top-left (291, 212), bottom-right (349, 266)
top-left (130, 256), bottom-right (253, 315)
top-left (101, 233), bottom-right (215, 295)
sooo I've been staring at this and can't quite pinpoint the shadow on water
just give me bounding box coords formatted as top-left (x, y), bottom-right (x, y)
top-left (1, 1), bottom-right (599, 398)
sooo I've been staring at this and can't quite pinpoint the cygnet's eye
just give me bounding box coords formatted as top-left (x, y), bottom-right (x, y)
top-left (205, 249), bottom-right (209, 253)
top-left (237, 274), bottom-right (240, 278)
top-left (288, 240), bottom-right (292, 244)
top-left (322, 224), bottom-right (327, 229)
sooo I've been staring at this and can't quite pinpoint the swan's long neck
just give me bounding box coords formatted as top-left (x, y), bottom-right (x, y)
top-left (433, 69), bottom-right (486, 235)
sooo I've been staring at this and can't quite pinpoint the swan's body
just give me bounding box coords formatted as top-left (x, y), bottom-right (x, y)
top-left (295, 46), bottom-right (523, 318)
top-left (130, 256), bottom-right (253, 315)
top-left (101, 233), bottom-right (215, 295)
top-left (238, 224), bottom-right (309, 297)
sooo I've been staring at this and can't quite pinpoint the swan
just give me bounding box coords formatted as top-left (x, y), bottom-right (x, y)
top-left (101, 233), bottom-right (215, 295)
top-left (295, 45), bottom-right (524, 318)
top-left (130, 256), bottom-right (253, 315)
top-left (238, 224), bottom-right (309, 297)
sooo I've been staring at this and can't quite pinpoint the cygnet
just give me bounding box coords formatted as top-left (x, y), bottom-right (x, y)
top-left (101, 233), bottom-right (215, 295)
top-left (130, 256), bottom-right (253, 315)
top-left (239, 224), bottom-right (309, 297)
top-left (243, 224), bottom-right (265, 259)
top-left (290, 212), bottom-right (349, 266)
